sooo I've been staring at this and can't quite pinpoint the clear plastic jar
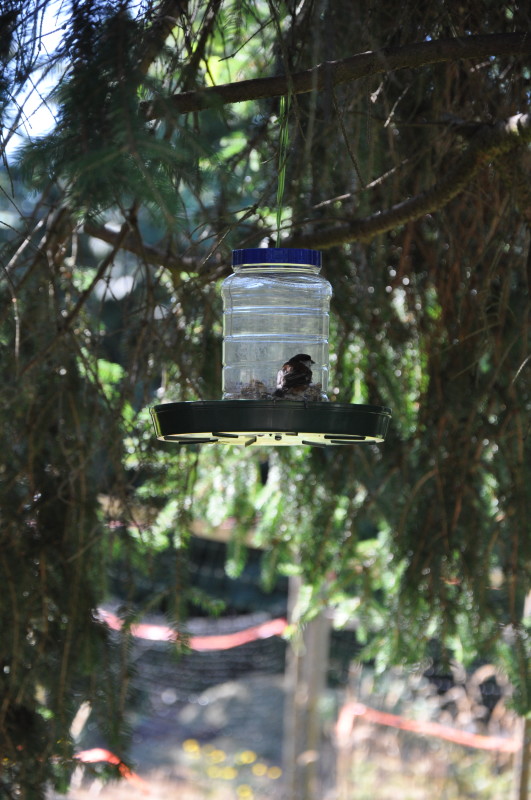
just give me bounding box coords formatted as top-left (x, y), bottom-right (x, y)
top-left (221, 248), bottom-right (332, 400)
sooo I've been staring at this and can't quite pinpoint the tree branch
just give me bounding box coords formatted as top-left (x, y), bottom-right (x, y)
top-left (142, 32), bottom-right (531, 118)
top-left (138, 0), bottom-right (186, 75)
top-left (20, 220), bottom-right (132, 376)
top-left (287, 113), bottom-right (531, 249)
top-left (83, 116), bottom-right (530, 266)
top-left (82, 221), bottom-right (198, 277)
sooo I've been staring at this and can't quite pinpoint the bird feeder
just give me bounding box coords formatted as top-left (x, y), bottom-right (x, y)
top-left (151, 248), bottom-right (391, 446)
top-left (222, 247), bottom-right (331, 400)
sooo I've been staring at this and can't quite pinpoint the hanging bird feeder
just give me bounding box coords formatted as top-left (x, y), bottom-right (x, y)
top-left (150, 248), bottom-right (392, 446)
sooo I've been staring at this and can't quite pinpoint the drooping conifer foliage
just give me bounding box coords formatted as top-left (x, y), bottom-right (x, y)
top-left (1, 0), bottom-right (530, 796)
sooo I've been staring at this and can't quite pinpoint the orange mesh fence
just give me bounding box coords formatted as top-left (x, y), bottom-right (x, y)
top-left (78, 611), bottom-right (518, 796)
top-left (96, 607), bottom-right (288, 650)
top-left (335, 701), bottom-right (519, 753)
top-left (75, 748), bottom-right (151, 793)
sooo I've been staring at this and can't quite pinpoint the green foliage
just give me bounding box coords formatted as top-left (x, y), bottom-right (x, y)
top-left (17, 4), bottom-right (202, 218)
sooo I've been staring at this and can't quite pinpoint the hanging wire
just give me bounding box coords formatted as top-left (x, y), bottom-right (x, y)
top-left (266, 0), bottom-right (294, 247)
top-left (275, 93), bottom-right (291, 247)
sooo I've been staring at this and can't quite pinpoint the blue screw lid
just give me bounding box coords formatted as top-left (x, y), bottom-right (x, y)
top-left (232, 247), bottom-right (322, 268)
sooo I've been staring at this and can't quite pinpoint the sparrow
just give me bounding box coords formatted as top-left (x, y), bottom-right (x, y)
top-left (274, 353), bottom-right (315, 398)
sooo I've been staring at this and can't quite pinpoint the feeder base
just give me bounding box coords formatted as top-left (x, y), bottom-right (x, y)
top-left (150, 400), bottom-right (391, 447)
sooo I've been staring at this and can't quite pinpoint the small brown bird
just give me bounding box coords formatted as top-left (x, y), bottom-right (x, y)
top-left (274, 353), bottom-right (315, 398)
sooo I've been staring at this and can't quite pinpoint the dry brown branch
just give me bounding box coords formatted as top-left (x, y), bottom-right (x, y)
top-left (141, 32), bottom-right (531, 118)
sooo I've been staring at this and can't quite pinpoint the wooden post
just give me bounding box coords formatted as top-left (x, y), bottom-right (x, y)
top-left (282, 576), bottom-right (331, 800)
top-left (512, 716), bottom-right (530, 800)
top-left (512, 591), bottom-right (531, 800)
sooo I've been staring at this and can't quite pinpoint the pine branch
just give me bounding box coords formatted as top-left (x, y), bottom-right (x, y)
top-left (496, 148), bottom-right (531, 225)
top-left (288, 113), bottom-right (531, 249)
top-left (141, 32), bottom-right (531, 118)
